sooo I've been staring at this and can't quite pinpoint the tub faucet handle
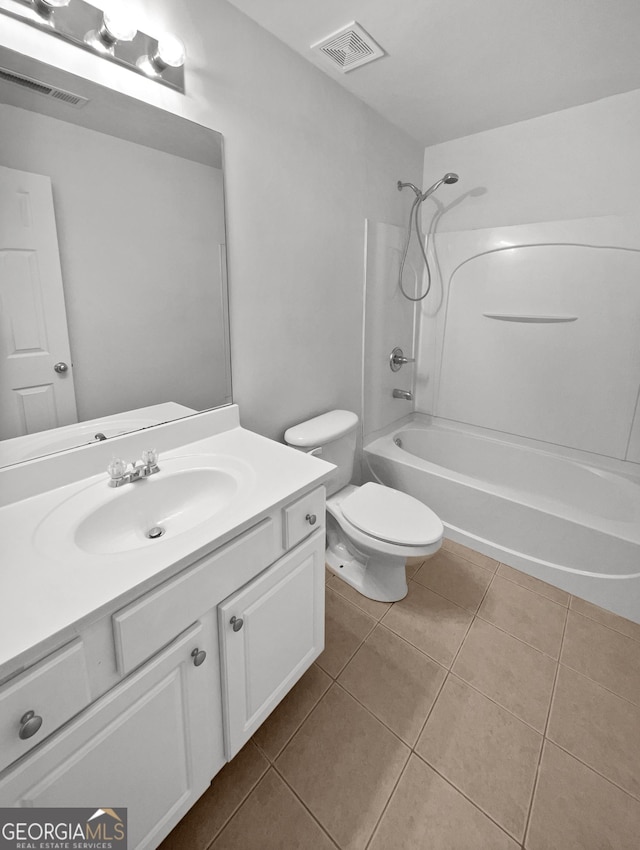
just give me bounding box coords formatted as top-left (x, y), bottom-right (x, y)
top-left (390, 346), bottom-right (415, 372)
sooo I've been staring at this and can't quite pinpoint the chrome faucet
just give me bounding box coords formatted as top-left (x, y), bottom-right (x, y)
top-left (107, 449), bottom-right (160, 487)
top-left (393, 389), bottom-right (413, 401)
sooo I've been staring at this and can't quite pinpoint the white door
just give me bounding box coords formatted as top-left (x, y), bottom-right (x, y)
top-left (219, 531), bottom-right (325, 758)
top-left (0, 165), bottom-right (77, 439)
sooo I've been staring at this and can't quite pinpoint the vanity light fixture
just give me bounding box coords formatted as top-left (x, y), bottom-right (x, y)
top-left (85, 10), bottom-right (138, 55)
top-left (1, 0), bottom-right (186, 92)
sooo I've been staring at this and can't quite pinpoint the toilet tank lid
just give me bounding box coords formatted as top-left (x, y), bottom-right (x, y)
top-left (284, 410), bottom-right (358, 447)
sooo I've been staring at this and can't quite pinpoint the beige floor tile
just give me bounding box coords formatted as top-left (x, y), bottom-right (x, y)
top-left (325, 566), bottom-right (332, 583)
top-left (497, 563), bottom-right (569, 606)
top-left (369, 754), bottom-right (518, 850)
top-left (159, 741), bottom-right (269, 850)
top-left (416, 675), bottom-right (542, 841)
top-left (547, 665), bottom-right (640, 799)
top-left (414, 549), bottom-right (494, 612)
top-left (316, 588), bottom-right (376, 678)
top-left (452, 617), bottom-right (557, 732)
top-left (338, 624), bottom-right (446, 745)
top-left (276, 684), bottom-right (409, 850)
top-left (561, 610), bottom-right (640, 706)
top-left (526, 742), bottom-right (640, 850)
top-left (253, 664), bottom-right (331, 761)
top-left (381, 581), bottom-right (473, 667)
top-left (405, 558), bottom-right (423, 578)
top-left (210, 769), bottom-right (335, 850)
top-left (570, 595), bottom-right (640, 642)
top-left (478, 576), bottom-right (566, 658)
top-left (326, 574), bottom-right (392, 620)
top-left (442, 538), bottom-right (499, 571)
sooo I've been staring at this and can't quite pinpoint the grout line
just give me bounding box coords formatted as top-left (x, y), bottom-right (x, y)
top-left (474, 609), bottom-right (563, 662)
top-left (363, 749), bottom-right (413, 850)
top-left (332, 677), bottom-right (416, 751)
top-left (521, 603), bottom-right (568, 846)
top-left (555, 659), bottom-right (640, 709)
top-left (541, 739), bottom-right (640, 805)
top-left (445, 670), bottom-right (548, 735)
top-left (412, 749), bottom-right (526, 845)
top-left (262, 765), bottom-right (342, 850)
top-left (568, 605), bottom-right (640, 644)
top-left (496, 569), bottom-right (570, 608)
top-left (375, 619), bottom-right (453, 671)
top-left (200, 759), bottom-right (272, 850)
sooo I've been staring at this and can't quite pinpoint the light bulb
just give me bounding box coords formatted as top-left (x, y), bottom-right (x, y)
top-left (102, 11), bottom-right (137, 42)
top-left (85, 10), bottom-right (137, 53)
top-left (136, 32), bottom-right (186, 77)
top-left (155, 34), bottom-right (186, 68)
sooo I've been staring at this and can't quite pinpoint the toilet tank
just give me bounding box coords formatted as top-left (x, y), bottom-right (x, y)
top-left (284, 410), bottom-right (358, 497)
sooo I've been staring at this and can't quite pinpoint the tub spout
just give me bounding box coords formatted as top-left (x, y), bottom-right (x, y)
top-left (393, 389), bottom-right (413, 401)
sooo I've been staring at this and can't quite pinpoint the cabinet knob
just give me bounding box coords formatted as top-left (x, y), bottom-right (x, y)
top-left (230, 616), bottom-right (244, 632)
top-left (305, 513), bottom-right (317, 526)
top-left (19, 711), bottom-right (43, 740)
top-left (191, 648), bottom-right (207, 667)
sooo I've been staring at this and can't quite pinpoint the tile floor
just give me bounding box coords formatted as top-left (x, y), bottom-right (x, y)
top-left (160, 539), bottom-right (640, 850)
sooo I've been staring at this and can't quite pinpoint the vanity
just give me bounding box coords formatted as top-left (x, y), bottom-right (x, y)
top-left (0, 405), bottom-right (333, 847)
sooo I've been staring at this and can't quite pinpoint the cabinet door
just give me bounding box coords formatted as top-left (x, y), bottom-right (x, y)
top-left (0, 618), bottom-right (224, 850)
top-left (219, 530), bottom-right (325, 758)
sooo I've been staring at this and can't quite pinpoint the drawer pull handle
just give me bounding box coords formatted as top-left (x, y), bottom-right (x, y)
top-left (19, 711), bottom-right (43, 740)
top-left (191, 648), bottom-right (207, 667)
top-left (306, 513), bottom-right (317, 525)
top-left (230, 616), bottom-right (244, 632)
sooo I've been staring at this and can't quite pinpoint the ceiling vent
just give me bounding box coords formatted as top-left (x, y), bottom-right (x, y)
top-left (311, 21), bottom-right (385, 73)
top-left (0, 66), bottom-right (89, 108)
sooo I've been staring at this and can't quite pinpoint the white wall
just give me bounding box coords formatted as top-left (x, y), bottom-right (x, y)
top-left (421, 88), bottom-right (640, 233)
top-left (417, 91), bottom-right (640, 462)
top-left (0, 0), bottom-right (423, 440)
top-left (0, 103), bottom-right (226, 421)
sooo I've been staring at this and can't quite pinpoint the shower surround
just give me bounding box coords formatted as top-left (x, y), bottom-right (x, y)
top-left (364, 214), bottom-right (640, 622)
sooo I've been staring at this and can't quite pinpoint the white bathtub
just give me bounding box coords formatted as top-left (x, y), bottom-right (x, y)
top-left (365, 417), bottom-right (640, 623)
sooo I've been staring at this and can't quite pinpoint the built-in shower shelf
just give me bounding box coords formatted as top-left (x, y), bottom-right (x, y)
top-left (482, 313), bottom-right (578, 323)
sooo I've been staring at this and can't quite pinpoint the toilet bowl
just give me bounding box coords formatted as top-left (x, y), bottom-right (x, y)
top-left (284, 410), bottom-right (443, 602)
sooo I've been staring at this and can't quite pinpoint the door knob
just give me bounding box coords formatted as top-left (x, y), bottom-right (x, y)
top-left (53, 362), bottom-right (69, 374)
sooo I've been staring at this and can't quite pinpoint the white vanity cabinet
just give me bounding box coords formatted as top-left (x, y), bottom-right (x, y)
top-left (0, 476), bottom-right (327, 850)
top-left (219, 530), bottom-right (325, 757)
top-left (0, 619), bottom-right (221, 850)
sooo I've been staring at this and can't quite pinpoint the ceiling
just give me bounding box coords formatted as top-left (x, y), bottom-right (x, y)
top-left (226, 0), bottom-right (640, 146)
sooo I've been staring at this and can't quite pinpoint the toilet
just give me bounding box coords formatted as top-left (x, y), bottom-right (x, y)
top-left (285, 410), bottom-right (443, 602)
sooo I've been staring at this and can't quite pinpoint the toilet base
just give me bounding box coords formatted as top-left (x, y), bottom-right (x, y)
top-left (325, 540), bottom-right (409, 603)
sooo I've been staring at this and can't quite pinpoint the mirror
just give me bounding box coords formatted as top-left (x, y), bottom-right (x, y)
top-left (0, 46), bottom-right (231, 468)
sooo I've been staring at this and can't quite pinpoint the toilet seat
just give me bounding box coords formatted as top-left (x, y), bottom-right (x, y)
top-left (340, 482), bottom-right (442, 546)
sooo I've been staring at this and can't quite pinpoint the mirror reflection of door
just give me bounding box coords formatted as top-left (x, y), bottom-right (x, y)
top-left (0, 165), bottom-right (77, 438)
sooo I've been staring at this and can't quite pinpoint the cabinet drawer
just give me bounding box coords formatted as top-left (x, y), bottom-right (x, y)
top-left (0, 640), bottom-right (90, 773)
top-left (283, 487), bottom-right (325, 549)
top-left (113, 518), bottom-right (276, 675)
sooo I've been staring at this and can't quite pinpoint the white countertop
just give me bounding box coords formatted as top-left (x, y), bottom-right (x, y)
top-left (0, 407), bottom-right (333, 676)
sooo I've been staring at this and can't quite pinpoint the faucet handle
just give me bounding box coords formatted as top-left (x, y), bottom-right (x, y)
top-left (107, 457), bottom-right (128, 481)
top-left (141, 448), bottom-right (158, 467)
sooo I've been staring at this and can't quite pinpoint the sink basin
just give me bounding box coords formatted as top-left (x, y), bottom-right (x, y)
top-left (35, 455), bottom-right (254, 558)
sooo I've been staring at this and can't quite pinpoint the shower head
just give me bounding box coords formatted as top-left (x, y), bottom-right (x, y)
top-left (420, 172), bottom-right (460, 200)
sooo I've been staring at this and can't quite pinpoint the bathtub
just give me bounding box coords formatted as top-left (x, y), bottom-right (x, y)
top-left (365, 416), bottom-right (640, 623)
